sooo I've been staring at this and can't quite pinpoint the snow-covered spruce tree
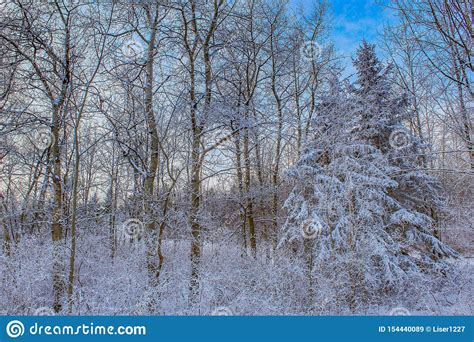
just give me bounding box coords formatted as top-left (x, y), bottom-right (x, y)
top-left (351, 41), bottom-right (455, 259)
top-left (280, 72), bottom-right (457, 312)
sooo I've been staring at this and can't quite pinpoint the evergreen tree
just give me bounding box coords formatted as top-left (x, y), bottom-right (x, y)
top-left (281, 57), bottom-right (457, 310)
top-left (351, 41), bottom-right (450, 256)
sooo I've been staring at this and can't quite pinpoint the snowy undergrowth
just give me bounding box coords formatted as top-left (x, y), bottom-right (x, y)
top-left (0, 225), bottom-right (471, 316)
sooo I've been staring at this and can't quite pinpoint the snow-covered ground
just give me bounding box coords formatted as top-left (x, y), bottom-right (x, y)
top-left (1, 226), bottom-right (472, 316)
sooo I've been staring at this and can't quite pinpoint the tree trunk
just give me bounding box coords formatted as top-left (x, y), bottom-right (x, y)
top-left (51, 107), bottom-right (64, 313)
top-left (243, 121), bottom-right (257, 257)
top-left (144, 18), bottom-right (160, 292)
top-left (189, 130), bottom-right (202, 305)
top-left (67, 123), bottom-right (80, 313)
top-left (234, 131), bottom-right (247, 255)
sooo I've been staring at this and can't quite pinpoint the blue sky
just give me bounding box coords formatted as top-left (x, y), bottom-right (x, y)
top-left (330, 0), bottom-right (391, 52)
top-left (291, 0), bottom-right (396, 74)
